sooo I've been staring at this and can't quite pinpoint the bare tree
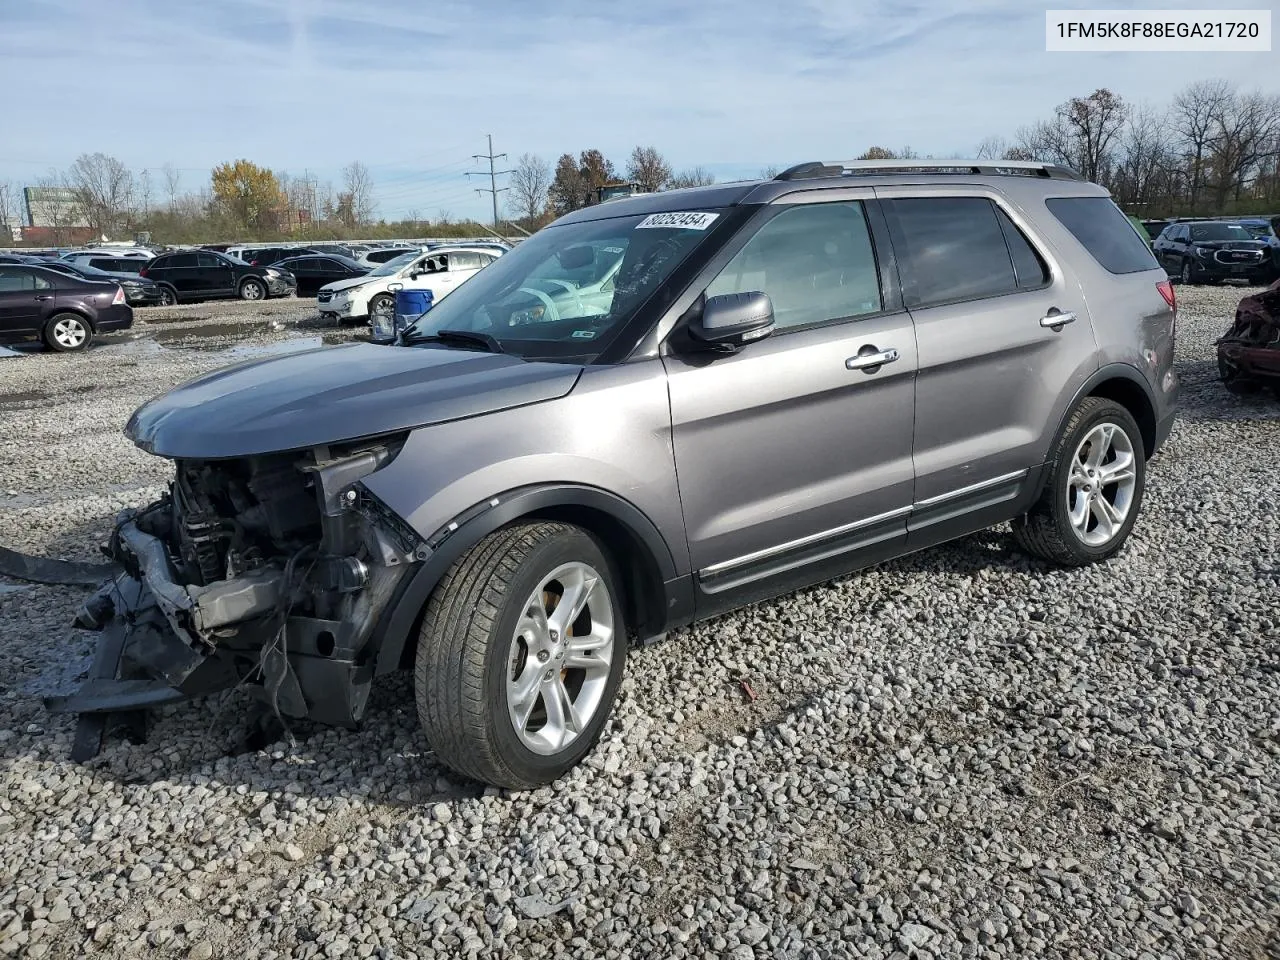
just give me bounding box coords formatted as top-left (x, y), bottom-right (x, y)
top-left (759, 165), bottom-right (781, 178)
top-left (1011, 117), bottom-right (1076, 167)
top-left (974, 136), bottom-right (1008, 160)
top-left (161, 163), bottom-right (182, 213)
top-left (1204, 90), bottom-right (1280, 209)
top-left (68, 152), bottom-right (136, 238)
top-left (33, 171), bottom-right (81, 246)
top-left (341, 161), bottom-right (376, 225)
top-left (1171, 79), bottom-right (1234, 210)
top-left (665, 167), bottom-right (716, 189)
top-left (1057, 88), bottom-right (1128, 182)
top-left (1109, 105), bottom-right (1177, 210)
top-left (508, 153), bottom-right (551, 222)
top-left (0, 180), bottom-right (17, 239)
top-left (137, 169), bottom-right (153, 218)
top-left (626, 146), bottom-right (672, 193)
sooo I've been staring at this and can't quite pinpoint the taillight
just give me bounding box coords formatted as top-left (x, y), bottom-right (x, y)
top-left (112, 285), bottom-right (126, 305)
top-left (1156, 279), bottom-right (1176, 339)
top-left (138, 266), bottom-right (148, 277)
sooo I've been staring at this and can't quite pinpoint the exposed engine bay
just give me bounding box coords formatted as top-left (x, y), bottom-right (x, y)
top-left (47, 437), bottom-right (424, 758)
top-left (1218, 277), bottom-right (1280, 397)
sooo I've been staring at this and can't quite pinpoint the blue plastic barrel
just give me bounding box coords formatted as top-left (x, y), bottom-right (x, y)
top-left (394, 288), bottom-right (433, 335)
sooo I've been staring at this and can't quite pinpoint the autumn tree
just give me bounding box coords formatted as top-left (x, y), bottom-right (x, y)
top-left (68, 152), bottom-right (136, 237)
top-left (857, 146), bottom-right (898, 160)
top-left (508, 153), bottom-right (551, 223)
top-left (579, 149), bottom-right (616, 200)
top-left (626, 146), bottom-right (671, 193)
top-left (211, 159), bottom-right (284, 230)
top-left (548, 150), bottom-right (616, 212)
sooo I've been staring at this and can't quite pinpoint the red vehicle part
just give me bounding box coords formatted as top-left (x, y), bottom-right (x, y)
top-left (1217, 278), bottom-right (1280, 397)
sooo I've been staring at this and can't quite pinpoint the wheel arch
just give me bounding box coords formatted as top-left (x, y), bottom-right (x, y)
top-left (1066, 363), bottom-right (1158, 458)
top-left (47, 307), bottom-right (95, 332)
top-left (371, 484), bottom-right (687, 676)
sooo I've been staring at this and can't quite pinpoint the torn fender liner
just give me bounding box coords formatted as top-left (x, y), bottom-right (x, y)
top-left (1218, 277), bottom-right (1280, 394)
top-left (0, 545), bottom-right (120, 587)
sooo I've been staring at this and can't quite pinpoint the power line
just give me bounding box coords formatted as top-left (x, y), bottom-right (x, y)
top-left (464, 134), bottom-right (513, 230)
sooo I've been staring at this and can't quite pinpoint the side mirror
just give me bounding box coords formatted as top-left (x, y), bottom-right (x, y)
top-left (687, 292), bottom-right (775, 352)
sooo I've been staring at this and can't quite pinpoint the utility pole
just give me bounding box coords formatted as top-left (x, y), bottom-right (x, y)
top-left (465, 134), bottom-right (513, 230)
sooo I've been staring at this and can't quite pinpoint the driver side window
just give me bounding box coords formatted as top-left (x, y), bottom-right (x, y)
top-left (704, 201), bottom-right (882, 331)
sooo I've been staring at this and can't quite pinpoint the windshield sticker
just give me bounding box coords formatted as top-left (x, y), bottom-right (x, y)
top-left (571, 330), bottom-right (597, 339)
top-left (635, 212), bottom-right (719, 231)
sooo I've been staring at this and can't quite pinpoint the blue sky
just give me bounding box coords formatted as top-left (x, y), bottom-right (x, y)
top-left (0, 0), bottom-right (1274, 223)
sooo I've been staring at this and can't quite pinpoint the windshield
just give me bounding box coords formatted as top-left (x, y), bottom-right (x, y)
top-left (369, 252), bottom-right (418, 276)
top-left (1241, 223), bottom-right (1275, 240)
top-left (403, 210), bottom-right (726, 361)
top-left (1190, 223), bottom-right (1253, 242)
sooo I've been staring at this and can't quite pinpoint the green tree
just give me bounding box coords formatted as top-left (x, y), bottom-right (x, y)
top-left (211, 159), bottom-right (284, 230)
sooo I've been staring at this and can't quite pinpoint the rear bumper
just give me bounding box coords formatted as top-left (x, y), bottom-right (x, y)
top-left (96, 305), bottom-right (134, 331)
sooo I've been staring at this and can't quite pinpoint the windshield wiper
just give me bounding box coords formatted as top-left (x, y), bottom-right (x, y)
top-left (404, 328), bottom-right (505, 353)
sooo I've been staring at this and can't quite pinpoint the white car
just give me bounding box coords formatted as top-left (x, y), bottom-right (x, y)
top-left (317, 246), bottom-right (503, 324)
top-left (354, 246), bottom-right (423, 268)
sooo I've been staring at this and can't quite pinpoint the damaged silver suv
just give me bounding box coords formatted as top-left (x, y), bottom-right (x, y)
top-left (53, 160), bottom-right (1179, 788)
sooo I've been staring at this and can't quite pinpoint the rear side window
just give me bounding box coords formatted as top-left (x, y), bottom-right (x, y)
top-left (165, 254), bottom-right (198, 268)
top-left (994, 208), bottom-right (1050, 289)
top-left (0, 267), bottom-right (35, 291)
top-left (88, 258), bottom-right (116, 271)
top-left (887, 197), bottom-right (1019, 307)
top-left (1045, 197), bottom-right (1159, 274)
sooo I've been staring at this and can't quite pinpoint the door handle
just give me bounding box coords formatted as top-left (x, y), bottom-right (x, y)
top-left (35, 295), bottom-right (54, 301)
top-left (1039, 310), bottom-right (1077, 328)
top-left (846, 346), bottom-right (900, 371)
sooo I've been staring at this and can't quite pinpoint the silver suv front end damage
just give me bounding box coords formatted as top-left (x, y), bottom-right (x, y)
top-left (45, 437), bottom-right (422, 761)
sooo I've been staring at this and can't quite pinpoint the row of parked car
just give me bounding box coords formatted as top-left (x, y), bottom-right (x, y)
top-left (0, 239), bottom-right (514, 352)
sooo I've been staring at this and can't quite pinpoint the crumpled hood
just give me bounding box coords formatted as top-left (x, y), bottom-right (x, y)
top-left (126, 342), bottom-right (583, 459)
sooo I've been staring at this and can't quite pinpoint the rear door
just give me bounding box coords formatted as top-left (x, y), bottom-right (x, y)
top-left (876, 189), bottom-right (1097, 541)
top-left (0, 267), bottom-right (49, 334)
top-left (160, 253), bottom-right (200, 295)
top-left (663, 195), bottom-right (918, 609)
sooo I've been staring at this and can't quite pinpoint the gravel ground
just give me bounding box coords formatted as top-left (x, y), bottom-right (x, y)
top-left (1, 287), bottom-right (1278, 960)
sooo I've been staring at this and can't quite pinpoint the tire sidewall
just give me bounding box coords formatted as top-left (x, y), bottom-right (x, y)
top-left (480, 529), bottom-right (627, 784)
top-left (241, 278), bottom-right (265, 300)
top-left (369, 293), bottom-right (393, 319)
top-left (159, 285), bottom-right (178, 306)
top-left (44, 313), bottom-right (91, 352)
top-left (1180, 259), bottom-right (1193, 284)
top-left (1047, 402), bottom-right (1146, 563)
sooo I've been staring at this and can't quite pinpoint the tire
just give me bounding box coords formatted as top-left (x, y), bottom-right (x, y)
top-left (368, 293), bottom-right (394, 326)
top-left (239, 278), bottom-right (266, 301)
top-left (415, 522), bottom-right (627, 789)
top-left (158, 286), bottom-right (178, 306)
top-left (1180, 259), bottom-right (1196, 285)
top-left (43, 313), bottom-right (92, 352)
top-left (1012, 397), bottom-right (1146, 567)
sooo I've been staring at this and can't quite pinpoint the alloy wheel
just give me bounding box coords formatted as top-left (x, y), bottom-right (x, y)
top-left (53, 317), bottom-right (87, 349)
top-left (505, 562), bottom-right (615, 755)
top-left (1066, 422), bottom-right (1137, 547)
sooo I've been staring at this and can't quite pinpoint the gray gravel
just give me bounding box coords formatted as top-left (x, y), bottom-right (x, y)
top-left (2, 287), bottom-right (1278, 959)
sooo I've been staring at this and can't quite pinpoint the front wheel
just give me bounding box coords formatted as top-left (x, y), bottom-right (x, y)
top-left (368, 293), bottom-right (394, 326)
top-left (239, 278), bottom-right (265, 301)
top-left (415, 522), bottom-right (627, 789)
top-left (1012, 397), bottom-right (1146, 566)
top-left (1180, 259), bottom-right (1196, 285)
top-left (158, 286), bottom-right (178, 306)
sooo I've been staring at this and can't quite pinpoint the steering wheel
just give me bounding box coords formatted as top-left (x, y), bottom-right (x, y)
top-left (515, 286), bottom-right (560, 325)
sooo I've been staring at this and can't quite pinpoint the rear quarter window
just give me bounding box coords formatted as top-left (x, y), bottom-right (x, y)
top-left (1045, 197), bottom-right (1159, 275)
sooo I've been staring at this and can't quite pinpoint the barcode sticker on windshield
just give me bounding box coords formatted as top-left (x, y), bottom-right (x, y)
top-left (635, 212), bottom-right (719, 231)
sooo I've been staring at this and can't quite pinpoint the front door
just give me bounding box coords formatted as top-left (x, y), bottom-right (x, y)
top-left (196, 253), bottom-right (235, 296)
top-left (876, 190), bottom-right (1097, 539)
top-left (0, 267), bottom-right (50, 335)
top-left (663, 198), bottom-right (918, 610)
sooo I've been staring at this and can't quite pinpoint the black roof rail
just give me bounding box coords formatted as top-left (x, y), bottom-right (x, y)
top-left (774, 159), bottom-right (1086, 182)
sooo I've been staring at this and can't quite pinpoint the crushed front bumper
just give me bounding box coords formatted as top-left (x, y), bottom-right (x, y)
top-left (46, 441), bottom-right (422, 759)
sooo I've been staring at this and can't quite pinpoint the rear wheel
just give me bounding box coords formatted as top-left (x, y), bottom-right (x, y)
top-left (158, 286), bottom-right (178, 306)
top-left (43, 313), bottom-right (92, 352)
top-left (239, 278), bottom-right (265, 301)
top-left (1013, 398), bottom-right (1145, 566)
top-left (415, 522), bottom-right (627, 789)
